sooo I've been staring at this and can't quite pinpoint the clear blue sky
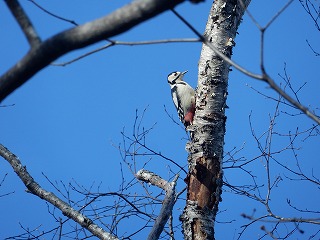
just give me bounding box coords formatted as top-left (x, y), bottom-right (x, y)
top-left (1, 1), bottom-right (319, 239)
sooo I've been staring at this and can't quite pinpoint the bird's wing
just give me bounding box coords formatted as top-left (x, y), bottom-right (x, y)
top-left (171, 85), bottom-right (185, 124)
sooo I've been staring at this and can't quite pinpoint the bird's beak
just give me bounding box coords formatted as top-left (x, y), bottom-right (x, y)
top-left (181, 70), bottom-right (188, 75)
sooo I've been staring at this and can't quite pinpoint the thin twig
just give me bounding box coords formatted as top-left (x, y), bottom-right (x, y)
top-left (28, 0), bottom-right (78, 26)
top-left (52, 38), bottom-right (200, 66)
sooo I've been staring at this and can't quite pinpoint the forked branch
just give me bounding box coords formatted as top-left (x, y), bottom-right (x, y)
top-left (0, 0), bottom-right (185, 102)
top-left (136, 170), bottom-right (179, 240)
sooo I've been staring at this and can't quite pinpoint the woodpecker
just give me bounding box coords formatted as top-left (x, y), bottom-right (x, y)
top-left (167, 70), bottom-right (195, 128)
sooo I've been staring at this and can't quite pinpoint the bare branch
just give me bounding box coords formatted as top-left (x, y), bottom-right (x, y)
top-left (0, 144), bottom-right (118, 240)
top-left (306, 39), bottom-right (320, 56)
top-left (243, 0), bottom-right (294, 31)
top-left (0, 173), bottom-right (15, 198)
top-left (0, 103), bottom-right (15, 108)
top-left (265, 0), bottom-right (294, 29)
top-left (136, 170), bottom-right (179, 240)
top-left (136, 169), bottom-right (175, 191)
top-left (299, 0), bottom-right (320, 31)
top-left (263, 72), bottom-right (320, 125)
top-left (0, 0), bottom-right (185, 102)
top-left (4, 0), bottom-right (41, 47)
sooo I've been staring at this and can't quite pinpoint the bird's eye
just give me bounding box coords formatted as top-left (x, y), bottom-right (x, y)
top-left (174, 73), bottom-right (178, 76)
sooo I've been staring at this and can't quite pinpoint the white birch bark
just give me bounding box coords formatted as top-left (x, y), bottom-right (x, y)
top-left (181, 1), bottom-right (251, 239)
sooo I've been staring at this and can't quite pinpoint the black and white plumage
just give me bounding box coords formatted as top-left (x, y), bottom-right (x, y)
top-left (167, 70), bottom-right (195, 127)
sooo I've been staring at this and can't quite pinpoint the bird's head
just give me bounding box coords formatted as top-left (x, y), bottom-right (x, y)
top-left (167, 70), bottom-right (188, 85)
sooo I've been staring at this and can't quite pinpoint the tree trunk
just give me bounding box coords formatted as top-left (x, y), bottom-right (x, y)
top-left (181, 1), bottom-right (251, 239)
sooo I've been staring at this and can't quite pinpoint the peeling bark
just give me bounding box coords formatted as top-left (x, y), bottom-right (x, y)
top-left (181, 1), bottom-right (251, 239)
